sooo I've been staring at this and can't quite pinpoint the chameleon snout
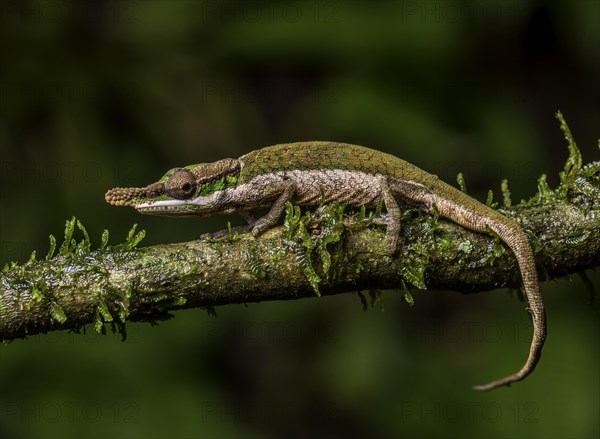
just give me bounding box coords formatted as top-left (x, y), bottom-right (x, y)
top-left (105, 183), bottom-right (164, 207)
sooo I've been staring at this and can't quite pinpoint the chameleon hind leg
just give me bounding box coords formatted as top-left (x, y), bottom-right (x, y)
top-left (251, 180), bottom-right (297, 236)
top-left (380, 178), bottom-right (403, 255)
top-left (380, 176), bottom-right (438, 255)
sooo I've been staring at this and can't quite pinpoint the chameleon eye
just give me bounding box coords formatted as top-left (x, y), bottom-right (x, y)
top-left (165, 169), bottom-right (197, 200)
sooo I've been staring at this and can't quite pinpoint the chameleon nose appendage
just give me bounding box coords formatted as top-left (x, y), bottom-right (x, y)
top-left (105, 187), bottom-right (142, 206)
top-left (105, 183), bottom-right (164, 207)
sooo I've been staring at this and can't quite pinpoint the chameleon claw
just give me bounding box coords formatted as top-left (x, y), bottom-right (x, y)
top-left (251, 220), bottom-right (269, 237)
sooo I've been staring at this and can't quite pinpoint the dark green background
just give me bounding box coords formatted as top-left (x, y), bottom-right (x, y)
top-left (1, 1), bottom-right (598, 438)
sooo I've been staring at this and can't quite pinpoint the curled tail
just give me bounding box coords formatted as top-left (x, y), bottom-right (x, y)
top-left (389, 177), bottom-right (546, 390)
top-left (472, 221), bottom-right (547, 391)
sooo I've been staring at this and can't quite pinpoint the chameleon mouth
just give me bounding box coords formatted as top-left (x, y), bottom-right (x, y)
top-left (134, 192), bottom-right (223, 216)
top-left (104, 183), bottom-right (164, 207)
top-left (135, 204), bottom-right (202, 216)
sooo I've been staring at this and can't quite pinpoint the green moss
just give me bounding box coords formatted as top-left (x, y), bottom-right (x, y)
top-left (28, 284), bottom-right (43, 310)
top-left (49, 301), bottom-right (67, 324)
top-left (374, 198), bottom-right (383, 217)
top-left (297, 219), bottom-right (321, 296)
top-left (283, 202), bottom-right (302, 239)
top-left (115, 284), bottom-right (133, 322)
top-left (284, 204), bottom-right (320, 295)
top-left (123, 224), bottom-right (146, 250)
top-left (76, 220), bottom-right (91, 254)
top-left (491, 238), bottom-right (508, 259)
top-left (358, 205), bottom-right (367, 221)
top-left (46, 235), bottom-right (57, 260)
top-left (501, 179), bottom-right (512, 207)
top-left (556, 111), bottom-right (582, 194)
top-left (434, 233), bottom-right (455, 254)
top-left (244, 245), bottom-right (267, 279)
top-left (582, 161), bottom-right (600, 179)
top-left (315, 203), bottom-right (345, 277)
top-left (283, 202), bottom-right (346, 296)
top-left (59, 217), bottom-right (77, 257)
top-left (402, 264), bottom-right (427, 290)
top-left (400, 280), bottom-right (415, 307)
top-left (171, 297), bottom-right (187, 307)
top-left (3, 217), bottom-right (151, 337)
top-left (457, 240), bottom-right (473, 254)
top-left (100, 229), bottom-right (109, 250)
top-left (97, 298), bottom-right (113, 322)
top-left (456, 172), bottom-right (467, 193)
top-left (94, 311), bottom-right (105, 334)
top-left (536, 174), bottom-right (553, 203)
top-left (484, 190), bottom-right (499, 209)
top-left (564, 230), bottom-right (591, 247)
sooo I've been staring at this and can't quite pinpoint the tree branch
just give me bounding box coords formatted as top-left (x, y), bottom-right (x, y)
top-left (1, 130), bottom-right (599, 342)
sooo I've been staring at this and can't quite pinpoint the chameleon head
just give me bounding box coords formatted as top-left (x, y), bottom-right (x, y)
top-left (105, 159), bottom-right (240, 216)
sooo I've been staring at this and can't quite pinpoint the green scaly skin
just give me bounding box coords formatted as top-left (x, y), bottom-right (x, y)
top-left (106, 141), bottom-right (546, 391)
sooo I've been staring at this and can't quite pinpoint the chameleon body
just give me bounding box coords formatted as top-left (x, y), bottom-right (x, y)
top-left (106, 142), bottom-right (546, 391)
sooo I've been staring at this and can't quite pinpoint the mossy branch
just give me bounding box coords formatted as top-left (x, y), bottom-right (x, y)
top-left (1, 113), bottom-right (599, 342)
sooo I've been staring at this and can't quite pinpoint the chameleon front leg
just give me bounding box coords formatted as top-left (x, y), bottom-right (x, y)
top-left (251, 180), bottom-right (297, 236)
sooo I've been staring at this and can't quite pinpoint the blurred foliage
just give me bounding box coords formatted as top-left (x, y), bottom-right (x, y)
top-left (0, 1), bottom-right (598, 438)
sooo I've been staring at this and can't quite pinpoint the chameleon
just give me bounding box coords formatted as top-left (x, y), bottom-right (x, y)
top-left (105, 141), bottom-right (546, 391)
